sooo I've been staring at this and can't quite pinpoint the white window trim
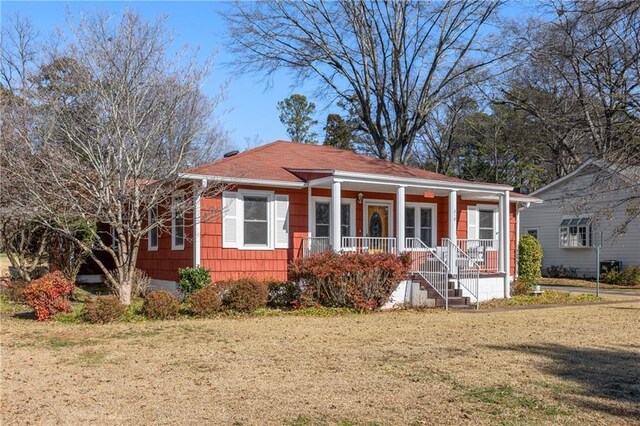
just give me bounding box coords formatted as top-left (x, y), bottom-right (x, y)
top-left (310, 196), bottom-right (356, 238)
top-left (362, 199), bottom-right (395, 237)
top-left (476, 203), bottom-right (500, 243)
top-left (559, 216), bottom-right (592, 249)
top-left (148, 205), bottom-right (159, 251)
top-left (405, 202), bottom-right (438, 247)
top-left (172, 195), bottom-right (185, 251)
top-left (238, 189), bottom-right (275, 250)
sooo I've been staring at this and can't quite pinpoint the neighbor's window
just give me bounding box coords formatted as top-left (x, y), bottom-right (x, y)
top-left (559, 217), bottom-right (591, 248)
top-left (479, 209), bottom-right (495, 240)
top-left (148, 206), bottom-right (158, 251)
top-left (172, 195), bottom-right (185, 250)
top-left (243, 195), bottom-right (269, 246)
top-left (526, 229), bottom-right (538, 239)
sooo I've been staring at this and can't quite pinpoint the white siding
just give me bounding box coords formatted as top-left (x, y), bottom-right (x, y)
top-left (520, 165), bottom-right (640, 278)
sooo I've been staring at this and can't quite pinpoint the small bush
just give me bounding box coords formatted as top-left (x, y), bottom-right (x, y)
top-left (220, 278), bottom-right (268, 312)
top-left (267, 281), bottom-right (300, 309)
top-left (2, 278), bottom-right (30, 304)
top-left (544, 265), bottom-right (577, 279)
top-left (289, 252), bottom-right (411, 310)
top-left (601, 265), bottom-right (640, 286)
top-left (22, 271), bottom-right (74, 321)
top-left (143, 290), bottom-right (180, 320)
top-left (518, 235), bottom-right (543, 287)
top-left (178, 266), bottom-right (212, 299)
top-left (83, 296), bottom-right (126, 323)
top-left (189, 285), bottom-right (223, 317)
top-left (511, 279), bottom-right (530, 296)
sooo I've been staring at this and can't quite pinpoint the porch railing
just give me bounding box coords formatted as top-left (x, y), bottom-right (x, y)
top-left (301, 237), bottom-right (331, 257)
top-left (405, 237), bottom-right (435, 251)
top-left (408, 238), bottom-right (449, 309)
top-left (442, 238), bottom-right (480, 309)
top-left (456, 239), bottom-right (499, 273)
top-left (341, 237), bottom-right (396, 254)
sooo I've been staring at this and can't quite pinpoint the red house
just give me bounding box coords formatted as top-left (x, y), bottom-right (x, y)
top-left (134, 141), bottom-right (540, 308)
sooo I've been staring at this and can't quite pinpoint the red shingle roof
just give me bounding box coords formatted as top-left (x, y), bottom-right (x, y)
top-left (186, 141), bottom-right (509, 187)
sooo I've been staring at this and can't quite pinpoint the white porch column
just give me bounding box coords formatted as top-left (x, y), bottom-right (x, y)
top-left (396, 185), bottom-right (406, 253)
top-left (307, 185), bottom-right (312, 237)
top-left (193, 179), bottom-right (207, 267)
top-left (498, 194), bottom-right (505, 273)
top-left (331, 180), bottom-right (342, 251)
top-left (503, 190), bottom-right (511, 298)
top-left (448, 190), bottom-right (457, 246)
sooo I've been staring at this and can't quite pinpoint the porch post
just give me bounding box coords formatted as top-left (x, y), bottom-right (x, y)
top-left (503, 190), bottom-right (511, 298)
top-left (498, 194), bottom-right (505, 273)
top-left (331, 179), bottom-right (342, 251)
top-left (396, 185), bottom-right (406, 253)
top-left (448, 190), bottom-right (457, 245)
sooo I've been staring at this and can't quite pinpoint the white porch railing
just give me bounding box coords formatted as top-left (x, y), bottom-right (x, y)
top-left (341, 237), bottom-right (396, 254)
top-left (457, 239), bottom-right (499, 273)
top-left (408, 238), bottom-right (449, 308)
top-left (302, 237), bottom-right (331, 257)
top-left (442, 238), bottom-right (480, 309)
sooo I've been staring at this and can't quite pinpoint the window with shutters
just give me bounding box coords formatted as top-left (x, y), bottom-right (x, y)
top-left (172, 195), bottom-right (185, 250)
top-left (221, 190), bottom-right (289, 250)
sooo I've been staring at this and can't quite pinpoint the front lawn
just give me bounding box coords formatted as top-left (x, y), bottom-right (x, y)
top-left (482, 290), bottom-right (604, 309)
top-left (539, 276), bottom-right (640, 290)
top-left (2, 301), bottom-right (639, 425)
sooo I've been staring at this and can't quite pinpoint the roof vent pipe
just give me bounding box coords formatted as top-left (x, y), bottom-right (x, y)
top-left (223, 150), bottom-right (240, 158)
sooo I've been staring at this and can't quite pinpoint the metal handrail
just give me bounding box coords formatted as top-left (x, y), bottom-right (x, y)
top-left (442, 238), bottom-right (480, 309)
top-left (456, 239), bottom-right (499, 273)
top-left (408, 238), bottom-right (449, 309)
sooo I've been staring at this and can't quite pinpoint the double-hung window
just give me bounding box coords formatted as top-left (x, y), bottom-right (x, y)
top-left (559, 217), bottom-right (591, 248)
top-left (148, 205), bottom-right (158, 251)
top-left (172, 195), bottom-right (185, 250)
top-left (313, 200), bottom-right (354, 238)
top-left (243, 195), bottom-right (269, 246)
top-left (405, 204), bottom-right (436, 246)
top-left (479, 209), bottom-right (495, 241)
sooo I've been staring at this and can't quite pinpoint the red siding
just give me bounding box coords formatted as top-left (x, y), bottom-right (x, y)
top-left (136, 186), bottom-right (520, 282)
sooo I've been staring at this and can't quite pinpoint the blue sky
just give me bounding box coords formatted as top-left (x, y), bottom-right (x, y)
top-left (1, 1), bottom-right (322, 150)
top-left (1, 1), bottom-right (538, 151)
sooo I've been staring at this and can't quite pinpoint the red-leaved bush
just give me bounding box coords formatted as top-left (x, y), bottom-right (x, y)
top-left (22, 271), bottom-right (75, 321)
top-left (288, 252), bottom-right (411, 310)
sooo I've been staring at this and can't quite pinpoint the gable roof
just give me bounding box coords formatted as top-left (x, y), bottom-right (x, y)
top-left (184, 141), bottom-right (512, 191)
top-left (530, 159), bottom-right (640, 196)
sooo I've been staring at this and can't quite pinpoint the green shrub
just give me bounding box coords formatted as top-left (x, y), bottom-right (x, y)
top-left (220, 278), bottom-right (268, 312)
top-left (83, 296), bottom-right (126, 323)
top-left (518, 235), bottom-right (543, 287)
top-left (267, 281), bottom-right (300, 309)
top-left (601, 265), bottom-right (640, 286)
top-left (189, 285), bottom-right (223, 317)
top-left (143, 290), bottom-right (180, 320)
top-left (177, 266), bottom-right (211, 299)
top-left (288, 252), bottom-right (411, 310)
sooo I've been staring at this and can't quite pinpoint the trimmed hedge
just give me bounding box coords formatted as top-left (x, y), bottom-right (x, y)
top-left (289, 252), bottom-right (411, 310)
top-left (221, 278), bottom-right (268, 312)
top-left (189, 284), bottom-right (223, 317)
top-left (143, 290), bottom-right (180, 320)
top-left (518, 235), bottom-right (543, 288)
top-left (83, 296), bottom-right (126, 323)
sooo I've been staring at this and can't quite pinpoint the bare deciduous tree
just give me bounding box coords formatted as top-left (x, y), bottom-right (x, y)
top-left (225, 0), bottom-right (509, 163)
top-left (4, 11), bottom-right (226, 304)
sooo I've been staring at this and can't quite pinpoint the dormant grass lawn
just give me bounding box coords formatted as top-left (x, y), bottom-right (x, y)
top-left (2, 301), bottom-right (639, 425)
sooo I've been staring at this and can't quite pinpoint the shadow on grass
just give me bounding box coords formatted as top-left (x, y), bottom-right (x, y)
top-left (487, 343), bottom-right (640, 420)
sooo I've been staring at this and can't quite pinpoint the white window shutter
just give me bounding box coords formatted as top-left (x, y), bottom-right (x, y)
top-left (467, 206), bottom-right (479, 240)
top-left (222, 192), bottom-right (239, 248)
top-left (275, 194), bottom-right (289, 248)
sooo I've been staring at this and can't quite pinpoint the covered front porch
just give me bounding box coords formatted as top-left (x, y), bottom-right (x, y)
top-left (298, 172), bottom-right (515, 307)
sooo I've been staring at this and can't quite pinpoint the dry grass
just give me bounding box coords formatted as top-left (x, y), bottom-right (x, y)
top-left (2, 302), bottom-right (640, 425)
top-left (0, 253), bottom-right (10, 278)
top-left (539, 277), bottom-right (640, 290)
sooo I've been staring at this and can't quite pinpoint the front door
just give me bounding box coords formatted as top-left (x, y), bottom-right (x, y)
top-left (366, 204), bottom-right (390, 237)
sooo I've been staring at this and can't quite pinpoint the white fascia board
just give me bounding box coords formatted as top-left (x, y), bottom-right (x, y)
top-left (330, 170), bottom-right (513, 193)
top-left (530, 159), bottom-right (595, 196)
top-left (180, 173), bottom-right (306, 189)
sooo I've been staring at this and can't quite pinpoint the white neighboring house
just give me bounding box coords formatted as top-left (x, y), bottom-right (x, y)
top-left (520, 159), bottom-right (640, 278)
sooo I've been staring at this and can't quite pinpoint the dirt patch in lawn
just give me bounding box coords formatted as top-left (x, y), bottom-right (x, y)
top-left (2, 303), bottom-right (639, 425)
